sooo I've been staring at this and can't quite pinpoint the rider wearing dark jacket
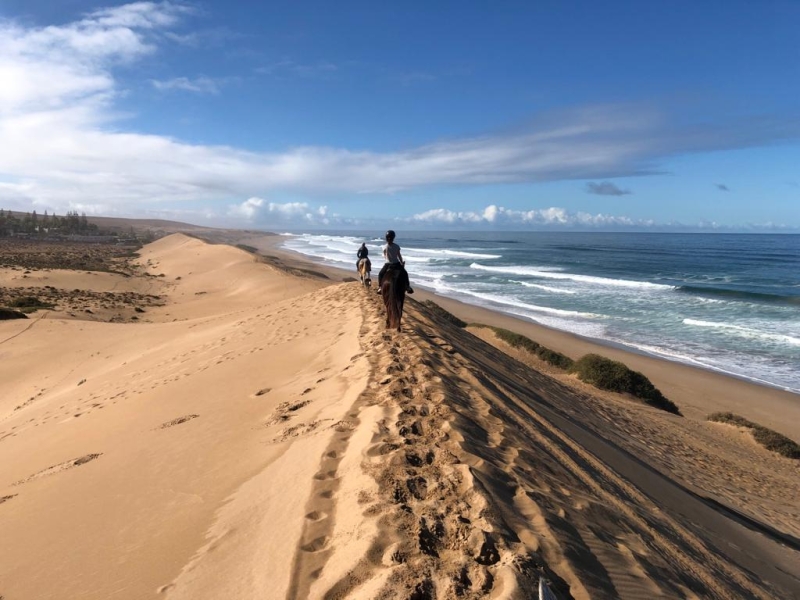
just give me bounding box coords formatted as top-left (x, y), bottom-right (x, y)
top-left (356, 242), bottom-right (369, 269)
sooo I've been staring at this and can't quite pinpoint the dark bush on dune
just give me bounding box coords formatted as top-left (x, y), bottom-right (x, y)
top-left (571, 354), bottom-right (681, 415)
top-left (421, 300), bottom-right (468, 328)
top-left (9, 295), bottom-right (41, 308)
top-left (708, 412), bottom-right (800, 459)
top-left (6, 295), bottom-right (55, 313)
top-left (0, 307), bottom-right (28, 320)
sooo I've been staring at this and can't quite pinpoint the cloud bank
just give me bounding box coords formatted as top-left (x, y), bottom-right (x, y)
top-left (586, 181), bottom-right (632, 196)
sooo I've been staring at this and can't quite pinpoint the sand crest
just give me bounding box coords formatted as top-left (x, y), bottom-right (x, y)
top-left (1, 233), bottom-right (798, 599)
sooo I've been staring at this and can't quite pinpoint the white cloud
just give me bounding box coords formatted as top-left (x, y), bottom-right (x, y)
top-left (151, 76), bottom-right (221, 94)
top-left (409, 205), bottom-right (648, 228)
top-left (228, 196), bottom-right (264, 219)
top-left (255, 59), bottom-right (338, 78)
top-left (266, 202), bottom-right (329, 224)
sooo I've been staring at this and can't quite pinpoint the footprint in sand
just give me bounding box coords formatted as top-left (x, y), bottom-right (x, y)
top-left (15, 453), bottom-right (101, 486)
top-left (301, 536), bottom-right (329, 553)
top-left (158, 414), bottom-right (199, 429)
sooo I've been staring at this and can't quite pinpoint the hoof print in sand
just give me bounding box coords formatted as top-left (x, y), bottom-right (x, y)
top-left (159, 414), bottom-right (199, 429)
top-left (15, 453), bottom-right (102, 486)
top-left (473, 532), bottom-right (500, 566)
top-left (0, 494), bottom-right (17, 505)
top-left (301, 536), bottom-right (329, 553)
top-left (255, 387), bottom-right (271, 396)
top-left (418, 518), bottom-right (442, 557)
top-left (271, 420), bottom-right (322, 443)
top-left (406, 476), bottom-right (428, 500)
top-left (265, 400), bottom-right (311, 426)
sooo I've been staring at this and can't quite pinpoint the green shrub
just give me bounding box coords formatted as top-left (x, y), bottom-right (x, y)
top-left (708, 412), bottom-right (800, 459)
top-left (571, 354), bottom-right (680, 415)
top-left (421, 300), bottom-right (467, 328)
top-left (473, 324), bottom-right (575, 371)
top-left (536, 347), bottom-right (575, 370)
top-left (9, 296), bottom-right (41, 308)
top-left (6, 296), bottom-right (54, 313)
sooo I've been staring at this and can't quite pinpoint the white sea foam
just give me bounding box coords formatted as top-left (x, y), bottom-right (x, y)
top-left (408, 248), bottom-right (502, 259)
top-left (682, 319), bottom-right (800, 346)
top-left (470, 263), bottom-right (673, 289)
top-left (456, 289), bottom-right (601, 319)
top-left (614, 338), bottom-right (800, 393)
top-left (510, 280), bottom-right (576, 294)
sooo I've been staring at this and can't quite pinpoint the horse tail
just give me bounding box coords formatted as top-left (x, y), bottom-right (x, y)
top-left (381, 267), bottom-right (406, 331)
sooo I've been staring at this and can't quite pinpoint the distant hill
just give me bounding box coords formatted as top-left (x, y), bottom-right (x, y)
top-left (3, 210), bottom-right (214, 235)
top-left (82, 215), bottom-right (215, 234)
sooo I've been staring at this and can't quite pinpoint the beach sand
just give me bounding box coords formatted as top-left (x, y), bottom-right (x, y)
top-left (1, 232), bottom-right (798, 599)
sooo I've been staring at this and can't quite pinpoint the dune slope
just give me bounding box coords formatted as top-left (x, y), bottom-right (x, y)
top-left (2, 234), bottom-right (798, 600)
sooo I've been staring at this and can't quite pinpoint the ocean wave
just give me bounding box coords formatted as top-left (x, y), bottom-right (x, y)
top-left (510, 280), bottom-right (576, 294)
top-left (470, 263), bottom-right (671, 289)
top-left (682, 319), bottom-right (800, 346)
top-left (676, 285), bottom-right (800, 305)
top-left (611, 338), bottom-right (800, 393)
top-left (409, 248), bottom-right (503, 259)
top-left (455, 289), bottom-right (602, 319)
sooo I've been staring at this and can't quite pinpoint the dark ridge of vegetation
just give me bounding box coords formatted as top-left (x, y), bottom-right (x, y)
top-left (473, 324), bottom-right (575, 370)
top-left (0, 307), bottom-right (28, 320)
top-left (236, 244), bottom-right (259, 254)
top-left (707, 412), bottom-right (800, 459)
top-left (421, 300), bottom-right (468, 328)
top-left (257, 255), bottom-right (329, 280)
top-left (6, 296), bottom-right (55, 313)
top-left (570, 354), bottom-right (680, 415)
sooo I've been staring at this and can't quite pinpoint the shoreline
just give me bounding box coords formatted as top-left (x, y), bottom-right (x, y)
top-left (237, 231), bottom-right (800, 441)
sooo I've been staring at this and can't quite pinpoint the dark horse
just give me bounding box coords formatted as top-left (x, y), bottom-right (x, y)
top-left (357, 257), bottom-right (371, 287)
top-left (381, 263), bottom-right (407, 331)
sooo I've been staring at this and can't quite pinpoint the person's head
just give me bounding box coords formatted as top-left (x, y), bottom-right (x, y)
top-left (385, 229), bottom-right (396, 243)
top-left (361, 242), bottom-right (366, 247)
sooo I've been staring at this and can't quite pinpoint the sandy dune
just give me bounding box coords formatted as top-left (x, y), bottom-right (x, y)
top-left (1, 233), bottom-right (798, 599)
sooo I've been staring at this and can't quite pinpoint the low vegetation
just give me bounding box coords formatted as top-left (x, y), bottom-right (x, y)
top-left (421, 300), bottom-right (467, 328)
top-left (6, 295), bottom-right (55, 313)
top-left (570, 354), bottom-right (681, 415)
top-left (707, 412), bottom-right (800, 459)
top-left (419, 300), bottom-right (680, 415)
top-left (474, 324), bottom-right (575, 370)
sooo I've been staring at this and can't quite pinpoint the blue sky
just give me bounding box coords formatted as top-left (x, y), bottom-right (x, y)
top-left (0, 1), bottom-right (798, 231)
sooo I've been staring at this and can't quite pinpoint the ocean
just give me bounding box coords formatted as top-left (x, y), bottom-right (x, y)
top-left (280, 231), bottom-right (800, 394)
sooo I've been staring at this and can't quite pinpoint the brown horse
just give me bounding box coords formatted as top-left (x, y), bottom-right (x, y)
top-left (381, 264), bottom-right (406, 331)
top-left (357, 257), bottom-right (371, 287)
